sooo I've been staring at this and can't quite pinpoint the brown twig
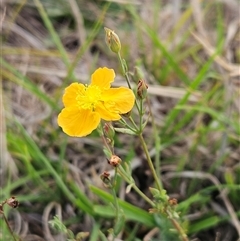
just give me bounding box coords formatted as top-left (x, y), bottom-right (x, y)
top-left (0, 197), bottom-right (20, 241)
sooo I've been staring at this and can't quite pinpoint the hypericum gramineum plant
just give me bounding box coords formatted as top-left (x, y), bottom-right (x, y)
top-left (57, 27), bottom-right (188, 241)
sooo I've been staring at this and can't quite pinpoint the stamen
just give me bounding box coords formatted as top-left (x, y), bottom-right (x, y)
top-left (76, 85), bottom-right (102, 110)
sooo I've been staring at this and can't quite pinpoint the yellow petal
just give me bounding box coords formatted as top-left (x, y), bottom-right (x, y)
top-left (90, 67), bottom-right (115, 90)
top-left (62, 83), bottom-right (85, 107)
top-left (57, 106), bottom-right (100, 137)
top-left (101, 87), bottom-right (135, 114)
top-left (95, 102), bottom-right (121, 121)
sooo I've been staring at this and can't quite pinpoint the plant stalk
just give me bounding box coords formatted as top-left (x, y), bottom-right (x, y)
top-left (139, 133), bottom-right (162, 191)
top-left (117, 166), bottom-right (155, 207)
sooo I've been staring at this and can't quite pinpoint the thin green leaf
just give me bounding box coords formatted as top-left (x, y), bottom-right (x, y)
top-left (90, 185), bottom-right (155, 227)
top-left (189, 216), bottom-right (221, 234)
top-left (114, 128), bottom-right (136, 135)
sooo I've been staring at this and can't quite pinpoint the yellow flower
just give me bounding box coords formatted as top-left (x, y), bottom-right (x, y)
top-left (58, 67), bottom-right (135, 137)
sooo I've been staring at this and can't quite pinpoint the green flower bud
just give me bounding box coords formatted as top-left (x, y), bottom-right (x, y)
top-left (104, 27), bottom-right (121, 53)
top-left (133, 66), bottom-right (144, 83)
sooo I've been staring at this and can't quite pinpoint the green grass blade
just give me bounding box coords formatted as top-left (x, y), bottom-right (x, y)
top-left (126, 5), bottom-right (191, 85)
top-left (33, 0), bottom-right (69, 66)
top-left (13, 118), bottom-right (94, 214)
top-left (188, 215), bottom-right (221, 234)
top-left (89, 223), bottom-right (101, 241)
top-left (162, 50), bottom-right (219, 136)
top-left (90, 185), bottom-right (155, 227)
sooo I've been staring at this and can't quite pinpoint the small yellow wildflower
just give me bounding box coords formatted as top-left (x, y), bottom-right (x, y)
top-left (58, 67), bottom-right (135, 137)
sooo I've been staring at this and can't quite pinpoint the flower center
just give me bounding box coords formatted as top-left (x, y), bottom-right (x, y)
top-left (77, 85), bottom-right (102, 110)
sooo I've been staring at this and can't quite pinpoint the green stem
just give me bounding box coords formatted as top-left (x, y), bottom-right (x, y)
top-left (2, 212), bottom-right (19, 241)
top-left (112, 168), bottom-right (120, 213)
top-left (139, 98), bottom-right (144, 132)
top-left (139, 133), bottom-right (162, 191)
top-left (117, 52), bottom-right (141, 113)
top-left (117, 166), bottom-right (155, 207)
top-left (117, 52), bottom-right (131, 89)
top-left (128, 116), bottom-right (139, 132)
top-left (146, 97), bottom-right (161, 180)
top-left (118, 118), bottom-right (137, 133)
top-left (166, 210), bottom-right (189, 241)
top-left (128, 108), bottom-right (160, 192)
top-left (132, 184), bottom-right (155, 207)
top-left (111, 167), bottom-right (120, 238)
top-left (98, 123), bottom-right (114, 156)
top-left (99, 231), bottom-right (109, 241)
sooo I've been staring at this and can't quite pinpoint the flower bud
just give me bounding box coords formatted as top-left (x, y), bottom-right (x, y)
top-left (103, 122), bottom-right (115, 140)
top-left (133, 66), bottom-right (144, 83)
top-left (108, 155), bottom-right (122, 167)
top-left (100, 171), bottom-right (111, 187)
top-left (104, 27), bottom-right (121, 53)
top-left (0, 204), bottom-right (3, 213)
top-left (168, 198), bottom-right (178, 206)
top-left (6, 196), bottom-right (19, 208)
top-left (137, 79), bottom-right (148, 99)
